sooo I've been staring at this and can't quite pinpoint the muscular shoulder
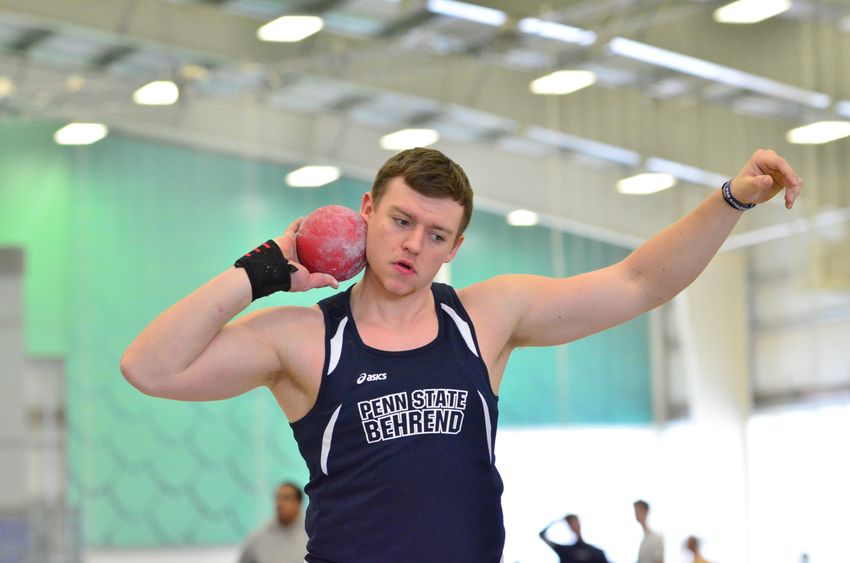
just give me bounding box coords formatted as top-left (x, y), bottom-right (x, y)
top-left (236, 304), bottom-right (323, 340)
top-left (241, 304), bottom-right (325, 359)
top-left (457, 275), bottom-right (529, 338)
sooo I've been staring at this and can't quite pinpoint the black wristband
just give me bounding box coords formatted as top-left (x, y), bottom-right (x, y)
top-left (721, 179), bottom-right (756, 211)
top-left (234, 240), bottom-right (298, 301)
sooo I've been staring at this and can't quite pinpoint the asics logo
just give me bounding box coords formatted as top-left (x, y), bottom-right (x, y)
top-left (357, 372), bottom-right (387, 384)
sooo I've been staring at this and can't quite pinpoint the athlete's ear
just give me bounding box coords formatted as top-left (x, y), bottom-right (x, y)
top-left (360, 192), bottom-right (373, 224)
top-left (444, 234), bottom-right (464, 263)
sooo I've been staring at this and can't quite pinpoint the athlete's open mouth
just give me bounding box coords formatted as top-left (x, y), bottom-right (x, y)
top-left (395, 260), bottom-right (415, 273)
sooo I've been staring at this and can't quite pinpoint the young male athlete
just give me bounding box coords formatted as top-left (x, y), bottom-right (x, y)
top-left (121, 147), bottom-right (801, 562)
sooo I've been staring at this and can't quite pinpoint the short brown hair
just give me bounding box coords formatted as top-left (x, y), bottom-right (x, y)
top-left (371, 147), bottom-right (474, 238)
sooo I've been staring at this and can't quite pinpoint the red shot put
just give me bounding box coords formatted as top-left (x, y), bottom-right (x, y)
top-left (295, 205), bottom-right (367, 282)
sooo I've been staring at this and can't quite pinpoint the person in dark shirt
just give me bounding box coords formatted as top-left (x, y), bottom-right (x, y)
top-left (539, 513), bottom-right (609, 563)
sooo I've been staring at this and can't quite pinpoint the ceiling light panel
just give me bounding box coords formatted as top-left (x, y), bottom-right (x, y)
top-left (380, 128), bottom-right (440, 151)
top-left (257, 15), bottom-right (324, 42)
top-left (506, 209), bottom-right (540, 226)
top-left (286, 165), bottom-right (341, 188)
top-left (645, 158), bottom-right (726, 188)
top-left (517, 17), bottom-right (596, 46)
top-left (714, 0), bottom-right (792, 24)
top-left (427, 0), bottom-right (507, 27)
top-left (608, 36), bottom-right (831, 109)
top-left (54, 123), bottom-right (108, 145)
top-left (530, 70), bottom-right (596, 95)
top-left (133, 80), bottom-right (180, 105)
top-left (786, 121), bottom-right (850, 144)
top-left (616, 173), bottom-right (677, 195)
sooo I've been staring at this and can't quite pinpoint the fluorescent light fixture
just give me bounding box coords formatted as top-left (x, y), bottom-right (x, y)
top-left (714, 0), bottom-right (791, 24)
top-left (530, 70), bottom-right (596, 95)
top-left (380, 128), bottom-right (440, 151)
top-left (0, 76), bottom-right (13, 97)
top-left (786, 121), bottom-right (850, 145)
top-left (836, 100), bottom-right (850, 118)
top-left (526, 126), bottom-right (641, 166)
top-left (616, 173), bottom-right (677, 195)
top-left (258, 15), bottom-right (324, 42)
top-left (645, 157), bottom-right (727, 188)
top-left (506, 209), bottom-right (539, 226)
top-left (427, 0), bottom-right (507, 27)
top-left (133, 80), bottom-right (179, 105)
top-left (53, 123), bottom-right (108, 145)
top-left (285, 165), bottom-right (340, 188)
top-left (607, 37), bottom-right (831, 109)
top-left (518, 18), bottom-right (596, 46)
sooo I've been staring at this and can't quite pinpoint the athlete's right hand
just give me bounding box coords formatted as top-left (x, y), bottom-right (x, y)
top-left (274, 218), bottom-right (340, 291)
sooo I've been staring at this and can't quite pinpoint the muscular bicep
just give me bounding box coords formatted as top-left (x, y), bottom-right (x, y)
top-left (493, 264), bottom-right (650, 349)
top-left (144, 308), bottom-right (296, 401)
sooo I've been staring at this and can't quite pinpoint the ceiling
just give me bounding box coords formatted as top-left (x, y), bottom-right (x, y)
top-left (1, 0), bottom-right (850, 248)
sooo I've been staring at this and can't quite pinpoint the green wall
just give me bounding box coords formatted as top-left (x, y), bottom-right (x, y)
top-left (0, 122), bottom-right (649, 546)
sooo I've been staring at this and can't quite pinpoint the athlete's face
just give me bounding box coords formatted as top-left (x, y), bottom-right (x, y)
top-left (361, 178), bottom-right (464, 296)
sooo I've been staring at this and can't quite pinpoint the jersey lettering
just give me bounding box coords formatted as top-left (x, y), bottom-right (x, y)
top-left (357, 388), bottom-right (468, 443)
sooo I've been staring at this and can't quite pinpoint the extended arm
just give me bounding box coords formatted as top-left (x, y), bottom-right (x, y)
top-left (120, 219), bottom-right (337, 401)
top-left (467, 149), bottom-right (801, 353)
top-left (539, 520), bottom-right (567, 550)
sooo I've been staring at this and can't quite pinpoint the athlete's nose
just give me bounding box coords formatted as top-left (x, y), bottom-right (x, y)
top-left (402, 227), bottom-right (424, 255)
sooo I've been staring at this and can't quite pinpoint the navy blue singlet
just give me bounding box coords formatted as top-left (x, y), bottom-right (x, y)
top-left (290, 283), bottom-right (504, 563)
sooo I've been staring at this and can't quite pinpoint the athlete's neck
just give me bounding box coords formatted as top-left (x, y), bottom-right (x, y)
top-left (350, 275), bottom-right (436, 329)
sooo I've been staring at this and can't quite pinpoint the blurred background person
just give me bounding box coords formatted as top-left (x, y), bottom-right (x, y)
top-left (539, 513), bottom-right (609, 563)
top-left (238, 482), bottom-right (308, 563)
top-left (685, 535), bottom-right (709, 563)
top-left (633, 500), bottom-right (663, 563)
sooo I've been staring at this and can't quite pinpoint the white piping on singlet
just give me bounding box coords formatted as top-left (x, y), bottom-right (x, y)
top-left (320, 404), bottom-right (342, 475)
top-left (440, 303), bottom-right (479, 357)
top-left (477, 390), bottom-right (493, 464)
top-left (327, 316), bottom-right (348, 375)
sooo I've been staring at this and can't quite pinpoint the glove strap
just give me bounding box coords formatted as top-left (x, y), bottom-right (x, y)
top-left (234, 240), bottom-right (298, 301)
